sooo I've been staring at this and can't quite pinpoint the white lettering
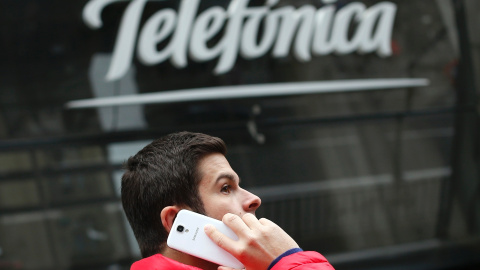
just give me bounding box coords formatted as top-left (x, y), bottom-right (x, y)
top-left (138, 0), bottom-right (199, 69)
top-left (213, 0), bottom-right (249, 74)
top-left (137, 8), bottom-right (176, 65)
top-left (358, 2), bottom-right (396, 57)
top-left (107, 0), bottom-right (147, 81)
top-left (190, 6), bottom-right (227, 61)
top-left (83, 0), bottom-right (397, 81)
top-left (271, 6), bottom-right (296, 58)
top-left (332, 2), bottom-right (365, 54)
top-left (169, 0), bottom-right (199, 68)
top-left (292, 6), bottom-right (316, 61)
top-left (272, 5), bottom-right (316, 61)
top-left (240, 2), bottom-right (278, 59)
top-left (312, 5), bottom-right (335, 55)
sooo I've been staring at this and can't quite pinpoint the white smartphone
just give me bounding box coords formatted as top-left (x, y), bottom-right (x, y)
top-left (167, 209), bottom-right (244, 269)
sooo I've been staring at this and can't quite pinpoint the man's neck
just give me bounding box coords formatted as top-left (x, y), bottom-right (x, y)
top-left (161, 246), bottom-right (218, 270)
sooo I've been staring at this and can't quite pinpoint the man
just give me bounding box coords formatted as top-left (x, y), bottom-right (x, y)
top-left (122, 131), bottom-right (334, 270)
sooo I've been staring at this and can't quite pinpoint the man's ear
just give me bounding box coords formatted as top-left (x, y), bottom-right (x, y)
top-left (160, 206), bottom-right (181, 233)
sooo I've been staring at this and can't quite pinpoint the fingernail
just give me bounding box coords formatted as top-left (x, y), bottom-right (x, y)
top-left (204, 224), bottom-right (213, 232)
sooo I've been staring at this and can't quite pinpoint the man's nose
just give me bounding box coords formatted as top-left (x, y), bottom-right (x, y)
top-left (242, 189), bottom-right (261, 212)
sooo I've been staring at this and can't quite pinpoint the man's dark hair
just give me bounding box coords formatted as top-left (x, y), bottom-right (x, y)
top-left (121, 131), bottom-right (227, 258)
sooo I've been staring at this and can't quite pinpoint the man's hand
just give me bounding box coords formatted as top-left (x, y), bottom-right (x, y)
top-left (204, 213), bottom-right (299, 270)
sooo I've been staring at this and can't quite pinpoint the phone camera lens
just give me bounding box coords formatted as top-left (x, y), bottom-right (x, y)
top-left (177, 225), bottom-right (184, 232)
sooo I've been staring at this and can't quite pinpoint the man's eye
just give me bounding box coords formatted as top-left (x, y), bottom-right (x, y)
top-left (221, 184), bottom-right (231, 194)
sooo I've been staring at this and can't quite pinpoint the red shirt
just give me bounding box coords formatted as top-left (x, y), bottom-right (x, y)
top-left (131, 251), bottom-right (334, 270)
top-left (270, 251), bottom-right (335, 270)
top-left (131, 254), bottom-right (201, 270)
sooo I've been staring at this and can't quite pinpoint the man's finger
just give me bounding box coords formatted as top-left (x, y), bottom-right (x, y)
top-left (258, 217), bottom-right (275, 226)
top-left (204, 224), bottom-right (237, 254)
top-left (222, 213), bottom-right (251, 236)
top-left (242, 213), bottom-right (262, 229)
top-left (218, 266), bottom-right (240, 270)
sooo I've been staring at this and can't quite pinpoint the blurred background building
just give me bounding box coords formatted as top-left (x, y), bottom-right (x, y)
top-left (0, 0), bottom-right (479, 269)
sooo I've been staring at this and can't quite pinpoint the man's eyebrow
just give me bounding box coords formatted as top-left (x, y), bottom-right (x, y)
top-left (216, 173), bottom-right (241, 184)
